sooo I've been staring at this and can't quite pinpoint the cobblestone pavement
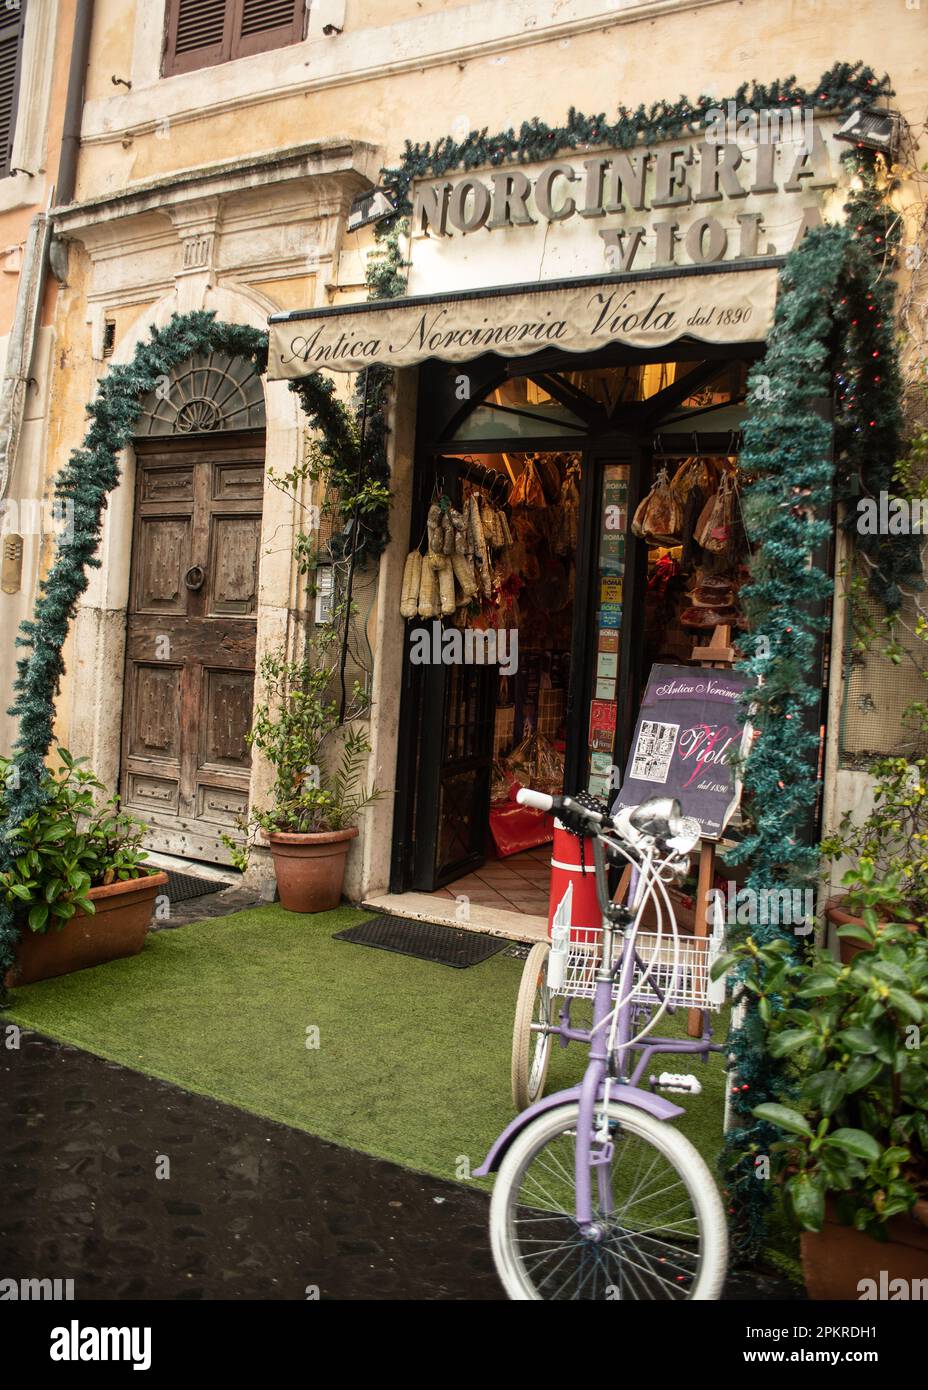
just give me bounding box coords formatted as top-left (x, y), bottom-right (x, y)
top-left (0, 1031), bottom-right (802, 1301)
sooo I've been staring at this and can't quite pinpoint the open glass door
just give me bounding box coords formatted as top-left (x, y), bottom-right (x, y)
top-left (411, 661), bottom-right (497, 890)
top-left (405, 454), bottom-right (500, 891)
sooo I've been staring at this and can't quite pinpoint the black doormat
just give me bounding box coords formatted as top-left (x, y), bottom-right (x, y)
top-left (333, 915), bottom-right (509, 969)
top-left (163, 869), bottom-right (228, 904)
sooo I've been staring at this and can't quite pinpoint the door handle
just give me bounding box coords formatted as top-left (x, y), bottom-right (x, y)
top-left (184, 564), bottom-right (205, 591)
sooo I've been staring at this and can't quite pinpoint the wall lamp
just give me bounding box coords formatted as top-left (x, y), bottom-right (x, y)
top-left (347, 186), bottom-right (397, 233)
top-left (834, 108), bottom-right (900, 160)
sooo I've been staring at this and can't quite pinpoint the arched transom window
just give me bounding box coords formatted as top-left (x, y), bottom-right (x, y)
top-left (135, 351), bottom-right (266, 436)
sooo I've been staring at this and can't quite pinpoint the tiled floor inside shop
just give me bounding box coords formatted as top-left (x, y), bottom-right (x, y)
top-left (431, 845), bottom-right (553, 918)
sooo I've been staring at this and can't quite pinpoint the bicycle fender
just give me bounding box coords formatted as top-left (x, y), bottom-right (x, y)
top-left (473, 1084), bottom-right (685, 1177)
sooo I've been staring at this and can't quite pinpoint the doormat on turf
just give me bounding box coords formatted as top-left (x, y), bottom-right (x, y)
top-left (333, 916), bottom-right (509, 968)
top-left (163, 870), bottom-right (228, 904)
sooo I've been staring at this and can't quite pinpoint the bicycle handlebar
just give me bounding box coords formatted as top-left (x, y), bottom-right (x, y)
top-left (516, 789), bottom-right (611, 835)
top-left (515, 788), bottom-right (553, 813)
top-left (516, 787), bottom-right (702, 859)
top-left (514, 789), bottom-right (608, 817)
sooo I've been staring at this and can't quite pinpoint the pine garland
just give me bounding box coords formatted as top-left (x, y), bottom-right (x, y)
top-left (833, 150), bottom-right (922, 607)
top-left (379, 61), bottom-right (891, 216)
top-left (724, 226), bottom-right (849, 1253)
top-left (723, 146), bottom-right (916, 1253)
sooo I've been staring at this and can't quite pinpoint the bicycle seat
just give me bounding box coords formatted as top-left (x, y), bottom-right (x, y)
top-left (628, 796), bottom-right (683, 841)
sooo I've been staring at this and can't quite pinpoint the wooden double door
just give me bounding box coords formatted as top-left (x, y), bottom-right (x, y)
top-left (120, 434), bottom-right (265, 864)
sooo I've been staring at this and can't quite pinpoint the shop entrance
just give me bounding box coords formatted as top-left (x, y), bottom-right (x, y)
top-left (391, 343), bottom-right (772, 915)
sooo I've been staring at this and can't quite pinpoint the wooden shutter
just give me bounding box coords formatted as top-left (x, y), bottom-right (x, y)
top-left (164, 0), bottom-right (232, 76)
top-left (163, 0), bottom-right (304, 76)
top-left (233, 0), bottom-right (304, 58)
top-left (0, 2), bottom-right (26, 178)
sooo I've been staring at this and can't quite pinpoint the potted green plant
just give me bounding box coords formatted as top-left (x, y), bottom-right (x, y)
top-left (227, 627), bottom-right (380, 913)
top-left (718, 915), bottom-right (928, 1299)
top-left (820, 701), bottom-right (928, 961)
top-left (0, 749), bottom-right (167, 987)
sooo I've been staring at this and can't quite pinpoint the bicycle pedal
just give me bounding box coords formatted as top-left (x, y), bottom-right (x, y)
top-left (653, 1071), bottom-right (702, 1095)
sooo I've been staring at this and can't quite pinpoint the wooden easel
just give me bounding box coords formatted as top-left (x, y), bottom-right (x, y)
top-left (686, 621), bottom-right (734, 1036)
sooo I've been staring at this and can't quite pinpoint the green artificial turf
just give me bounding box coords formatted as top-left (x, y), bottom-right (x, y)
top-left (5, 906), bottom-right (729, 1186)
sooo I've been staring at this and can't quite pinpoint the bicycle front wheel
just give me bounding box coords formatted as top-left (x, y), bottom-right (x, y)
top-left (489, 1100), bottom-right (727, 1300)
top-left (511, 941), bottom-right (555, 1109)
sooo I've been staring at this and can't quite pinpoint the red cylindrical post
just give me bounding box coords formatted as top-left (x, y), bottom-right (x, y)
top-left (547, 823), bottom-right (601, 945)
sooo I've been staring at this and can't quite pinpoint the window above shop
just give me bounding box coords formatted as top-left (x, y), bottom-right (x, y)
top-left (0, 2), bottom-right (26, 178)
top-left (162, 0), bottom-right (307, 78)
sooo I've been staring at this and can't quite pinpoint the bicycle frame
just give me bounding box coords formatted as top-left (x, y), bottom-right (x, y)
top-left (477, 824), bottom-right (724, 1230)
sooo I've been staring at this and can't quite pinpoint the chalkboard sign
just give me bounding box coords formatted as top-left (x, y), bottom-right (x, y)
top-left (612, 663), bottom-right (754, 840)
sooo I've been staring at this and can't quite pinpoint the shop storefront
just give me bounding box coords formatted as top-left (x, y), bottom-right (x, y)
top-left (268, 116), bottom-right (850, 923)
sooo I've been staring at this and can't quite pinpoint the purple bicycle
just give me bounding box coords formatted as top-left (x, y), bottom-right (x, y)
top-left (475, 790), bottom-right (728, 1301)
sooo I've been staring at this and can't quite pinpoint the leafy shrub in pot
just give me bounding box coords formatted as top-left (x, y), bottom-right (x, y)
top-left (716, 906), bottom-right (927, 1295)
top-left (0, 750), bottom-right (164, 985)
top-left (226, 632), bottom-right (381, 911)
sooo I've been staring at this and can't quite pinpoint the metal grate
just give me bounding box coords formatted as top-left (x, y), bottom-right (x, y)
top-left (333, 916), bottom-right (509, 969)
top-left (163, 870), bottom-right (228, 904)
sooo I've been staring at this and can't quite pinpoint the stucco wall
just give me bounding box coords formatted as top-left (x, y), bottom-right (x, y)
top-left (3, 0), bottom-right (925, 898)
top-left (76, 0), bottom-right (928, 202)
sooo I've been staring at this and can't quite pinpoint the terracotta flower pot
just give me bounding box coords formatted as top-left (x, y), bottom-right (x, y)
top-left (4, 870), bottom-right (168, 988)
top-left (825, 897), bottom-right (918, 965)
top-left (267, 828), bottom-right (358, 913)
top-left (801, 1200), bottom-right (928, 1300)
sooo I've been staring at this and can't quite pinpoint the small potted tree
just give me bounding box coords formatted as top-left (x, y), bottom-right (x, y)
top-left (0, 750), bottom-right (167, 987)
top-left (227, 621), bottom-right (380, 913)
top-left (719, 917), bottom-right (928, 1299)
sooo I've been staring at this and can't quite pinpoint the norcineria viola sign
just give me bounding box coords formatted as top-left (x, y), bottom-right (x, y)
top-left (405, 119), bottom-right (846, 294)
top-left (267, 265), bottom-right (778, 376)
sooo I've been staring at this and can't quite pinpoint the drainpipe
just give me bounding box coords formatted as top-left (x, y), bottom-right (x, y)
top-left (0, 0), bottom-right (95, 508)
top-left (0, 212), bottom-right (51, 504)
top-left (56, 0), bottom-right (95, 207)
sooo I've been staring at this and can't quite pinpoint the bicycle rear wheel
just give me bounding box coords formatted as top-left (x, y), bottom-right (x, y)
top-left (489, 1100), bottom-right (727, 1300)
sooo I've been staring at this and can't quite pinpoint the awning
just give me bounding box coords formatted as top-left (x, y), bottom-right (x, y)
top-left (267, 261), bottom-right (781, 378)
